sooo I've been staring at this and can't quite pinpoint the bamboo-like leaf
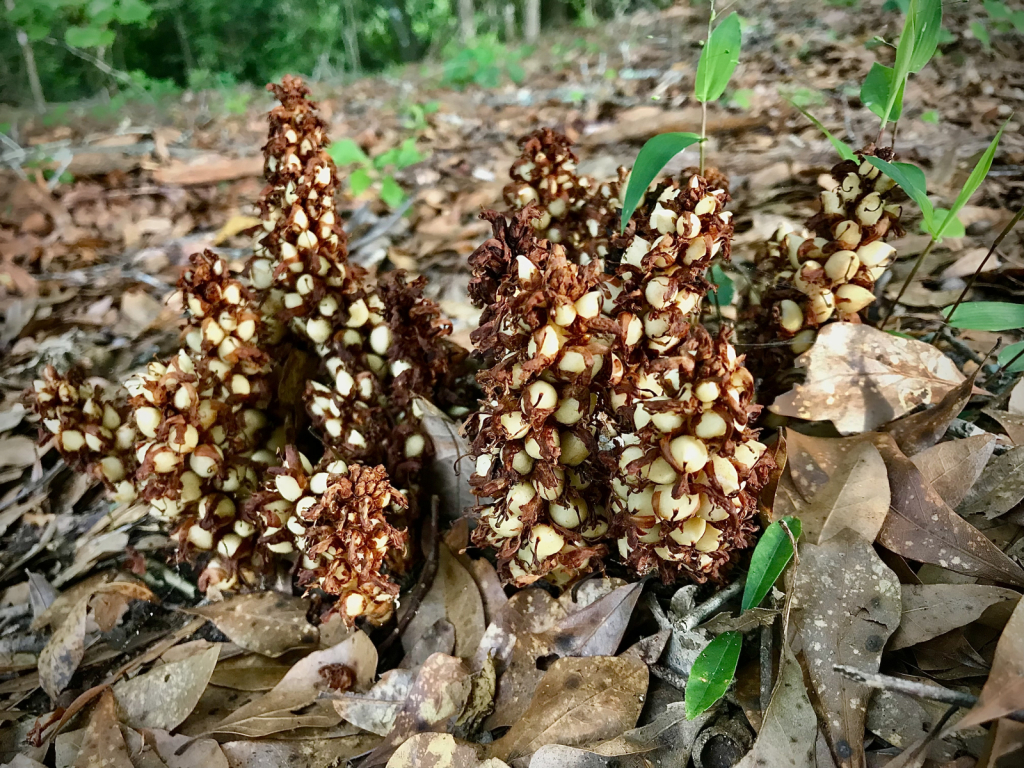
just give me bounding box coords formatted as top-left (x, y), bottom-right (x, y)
top-left (742, 517), bottom-right (802, 611)
top-left (944, 301), bottom-right (1024, 332)
top-left (618, 132), bottom-right (703, 233)
top-left (934, 120), bottom-right (1007, 240)
top-left (908, 0), bottom-right (943, 73)
top-left (685, 631), bottom-right (742, 719)
top-left (694, 13), bottom-right (742, 104)
top-left (864, 156), bottom-right (934, 230)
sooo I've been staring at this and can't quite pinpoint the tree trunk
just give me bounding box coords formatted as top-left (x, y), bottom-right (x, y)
top-left (459, 0), bottom-right (476, 42)
top-left (503, 3), bottom-right (516, 41)
top-left (524, 0), bottom-right (540, 42)
top-left (340, 0), bottom-right (361, 73)
top-left (173, 8), bottom-right (195, 73)
top-left (4, 0), bottom-right (45, 111)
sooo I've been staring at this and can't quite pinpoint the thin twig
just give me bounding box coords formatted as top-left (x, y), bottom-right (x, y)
top-left (779, 519), bottom-right (799, 567)
top-left (946, 203), bottom-right (1024, 322)
top-left (880, 236), bottom-right (938, 329)
top-left (991, 344), bottom-right (1024, 380)
top-left (676, 578), bottom-right (745, 632)
top-left (377, 496), bottom-right (440, 655)
top-left (651, 663), bottom-right (690, 691)
top-left (834, 664), bottom-right (1024, 723)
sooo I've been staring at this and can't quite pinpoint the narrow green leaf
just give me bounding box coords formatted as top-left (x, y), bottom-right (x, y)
top-left (708, 264), bottom-right (735, 307)
top-left (971, 21), bottom-right (992, 51)
top-left (742, 516), bottom-right (803, 612)
top-left (695, 13), bottom-right (742, 104)
top-left (998, 341), bottom-right (1024, 372)
top-left (882, 0), bottom-right (920, 127)
top-left (908, 0), bottom-right (943, 73)
top-left (327, 138), bottom-right (370, 167)
top-left (793, 107), bottom-right (857, 162)
top-left (619, 132), bottom-right (703, 233)
top-left (685, 631), bottom-right (742, 720)
top-left (944, 301), bottom-right (1024, 331)
top-left (920, 208), bottom-right (964, 238)
top-left (379, 175), bottom-right (406, 208)
top-left (864, 156), bottom-right (934, 230)
top-left (934, 121), bottom-right (1007, 240)
top-left (348, 168), bottom-right (373, 196)
top-left (861, 63), bottom-right (904, 121)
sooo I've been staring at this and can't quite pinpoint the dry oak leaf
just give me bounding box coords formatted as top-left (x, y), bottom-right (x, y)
top-left (957, 445), bottom-right (1024, 520)
top-left (889, 584), bottom-right (1021, 651)
top-left (487, 656), bottom-right (648, 763)
top-left (957, 598), bottom-right (1024, 729)
top-left (788, 528), bottom-right (901, 768)
top-left (771, 323), bottom-right (965, 434)
top-left (112, 645), bottom-right (220, 730)
top-left (333, 668), bottom-right (416, 736)
top-left (798, 441), bottom-right (890, 545)
top-left (881, 369), bottom-right (978, 456)
top-left (735, 643), bottom-right (817, 768)
top-left (185, 592), bottom-right (318, 657)
top-left (385, 733), bottom-right (499, 768)
top-left (219, 734), bottom-right (381, 768)
top-left (72, 689), bottom-right (133, 768)
top-left (910, 433), bottom-right (996, 509)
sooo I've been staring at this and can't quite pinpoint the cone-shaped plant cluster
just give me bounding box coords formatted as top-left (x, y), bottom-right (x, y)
top-left (746, 154), bottom-right (904, 361)
top-left (30, 76), bottom-right (468, 624)
top-left (469, 130), bottom-right (773, 587)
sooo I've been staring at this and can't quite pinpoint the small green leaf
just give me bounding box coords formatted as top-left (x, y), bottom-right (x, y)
top-left (861, 63), bottom-right (904, 121)
top-left (971, 21), bottom-right (992, 51)
top-left (327, 138), bottom-right (370, 167)
top-left (934, 120), bottom-right (1007, 240)
top-left (619, 132), bottom-right (703, 233)
top-left (864, 156), bottom-right (934, 231)
top-left (685, 631), bottom-right (742, 720)
top-left (348, 168), bottom-right (373, 196)
top-left (921, 109), bottom-right (940, 124)
top-left (708, 264), bottom-right (735, 307)
top-left (742, 516), bottom-right (802, 612)
top-left (998, 341), bottom-right (1024, 372)
top-left (695, 13), bottom-right (742, 104)
top-left (64, 25), bottom-right (115, 48)
top-left (793, 107), bottom-right (857, 162)
top-left (907, 0), bottom-right (943, 73)
top-left (729, 88), bottom-right (753, 110)
top-left (379, 175), bottom-right (405, 208)
top-left (944, 301), bottom-right (1024, 331)
top-left (920, 208), bottom-right (964, 238)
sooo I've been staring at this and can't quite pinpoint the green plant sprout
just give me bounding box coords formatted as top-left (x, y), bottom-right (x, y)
top-left (694, 5), bottom-right (742, 173)
top-left (327, 137), bottom-right (425, 208)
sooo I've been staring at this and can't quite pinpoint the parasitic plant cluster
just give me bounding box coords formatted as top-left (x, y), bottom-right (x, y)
top-left (468, 129), bottom-right (773, 587)
top-left (31, 77), bottom-right (468, 624)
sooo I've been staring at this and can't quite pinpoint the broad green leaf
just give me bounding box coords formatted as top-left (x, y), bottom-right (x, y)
top-left (861, 63), bottom-right (904, 121)
top-left (685, 631), bottom-right (742, 720)
top-left (907, 0), bottom-right (943, 73)
top-left (394, 138), bottom-right (425, 169)
top-left (348, 168), bottom-right (373, 196)
top-left (114, 0), bottom-right (151, 25)
top-left (998, 341), bottom-right (1024, 372)
top-left (864, 156), bottom-right (934, 230)
top-left (944, 301), bottom-right (1024, 331)
top-left (794, 107), bottom-right (857, 162)
top-left (984, 0), bottom-right (1011, 21)
top-left (64, 25), bottom-right (115, 48)
top-left (742, 516), bottom-right (803, 611)
top-left (379, 175), bottom-right (405, 208)
top-left (708, 264), bottom-right (735, 307)
top-left (695, 13), bottom-right (742, 104)
top-left (934, 121), bottom-right (1007, 240)
top-left (619, 132), bottom-right (703, 233)
top-left (327, 138), bottom-right (370, 167)
top-left (920, 208), bottom-right (964, 238)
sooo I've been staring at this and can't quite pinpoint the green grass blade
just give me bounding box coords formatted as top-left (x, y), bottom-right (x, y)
top-left (619, 132), bottom-right (703, 234)
top-left (742, 516), bottom-right (802, 611)
top-left (685, 631), bottom-right (743, 719)
top-left (935, 120), bottom-right (1007, 240)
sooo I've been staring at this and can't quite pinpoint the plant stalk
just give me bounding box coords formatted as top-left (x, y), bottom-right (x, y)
top-left (699, 102), bottom-right (708, 175)
top-left (945, 203), bottom-right (1024, 323)
top-left (879, 235), bottom-right (938, 329)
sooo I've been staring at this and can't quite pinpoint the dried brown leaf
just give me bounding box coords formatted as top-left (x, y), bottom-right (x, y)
top-left (876, 439), bottom-right (1024, 587)
top-left (145, 730), bottom-right (229, 768)
top-left (415, 398), bottom-right (475, 522)
top-left (386, 733), bottom-right (486, 768)
top-left (911, 434), bottom-right (996, 509)
top-left (333, 668), bottom-right (416, 736)
top-left (808, 441), bottom-right (890, 544)
top-left (38, 595), bottom-right (89, 700)
top-left (488, 656), bottom-right (648, 763)
top-left (209, 653), bottom-right (292, 691)
top-left (112, 646), bottom-right (219, 730)
top-left (771, 323), bottom-right (965, 434)
top-left (73, 689), bottom-right (133, 768)
top-left (186, 593), bottom-right (318, 657)
top-left (219, 735), bottom-right (381, 768)
top-left (957, 445), bottom-right (1024, 520)
top-left (789, 528), bottom-right (901, 768)
top-left (735, 643), bottom-right (816, 768)
top-left (984, 409), bottom-right (1024, 445)
top-left (881, 370), bottom-right (978, 456)
top-left (957, 598), bottom-right (1024, 728)
top-left (890, 584), bottom-right (1021, 650)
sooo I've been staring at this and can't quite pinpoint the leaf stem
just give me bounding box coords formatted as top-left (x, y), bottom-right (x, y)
top-left (879, 235), bottom-right (938, 330)
top-left (699, 101), bottom-right (708, 175)
top-left (945, 203), bottom-right (1024, 323)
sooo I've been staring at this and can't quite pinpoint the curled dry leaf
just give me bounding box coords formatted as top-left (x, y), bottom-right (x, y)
top-left (400, 544), bottom-right (485, 660)
top-left (957, 445), bottom-right (1024, 520)
top-left (145, 729), bottom-right (230, 768)
top-left (72, 689), bottom-right (134, 768)
top-left (211, 630), bottom-right (377, 738)
top-left (984, 408), bottom-right (1024, 445)
top-left (385, 733), bottom-right (487, 768)
top-left (771, 323), bottom-right (965, 434)
top-left (957, 598), bottom-right (1024, 729)
top-left (334, 668), bottom-right (417, 736)
top-left (488, 656), bottom-right (648, 763)
top-left (592, 700), bottom-right (716, 764)
top-left (890, 584), bottom-right (1021, 650)
top-left (112, 645), bottom-right (220, 730)
top-left (735, 643), bottom-right (816, 768)
top-left (788, 528), bottom-right (901, 768)
top-left (415, 397), bottom-right (475, 522)
top-left (910, 433), bottom-right (996, 509)
top-left (880, 369), bottom-right (978, 456)
top-left (185, 593), bottom-right (319, 658)
top-left (38, 594), bottom-right (89, 700)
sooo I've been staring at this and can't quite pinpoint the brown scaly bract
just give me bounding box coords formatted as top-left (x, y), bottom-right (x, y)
top-left (468, 130), bottom-right (773, 587)
top-left (744, 152), bottom-right (905, 391)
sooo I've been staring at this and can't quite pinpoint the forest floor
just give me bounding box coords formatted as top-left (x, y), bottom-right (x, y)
top-left (1, 1), bottom-right (1024, 766)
